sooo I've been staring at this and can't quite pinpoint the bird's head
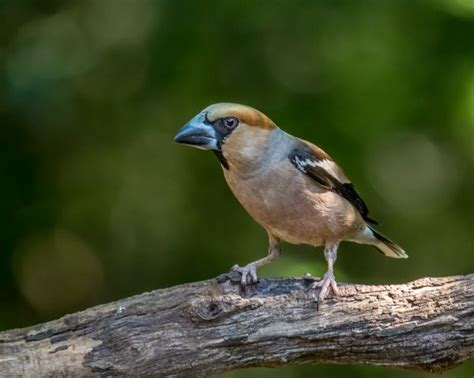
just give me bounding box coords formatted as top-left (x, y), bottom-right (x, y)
top-left (174, 103), bottom-right (277, 170)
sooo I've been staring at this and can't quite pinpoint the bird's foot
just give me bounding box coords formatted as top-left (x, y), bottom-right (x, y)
top-left (308, 270), bottom-right (339, 309)
top-left (231, 263), bottom-right (258, 286)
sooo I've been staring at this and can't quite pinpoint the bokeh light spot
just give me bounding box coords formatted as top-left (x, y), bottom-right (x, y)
top-left (435, 0), bottom-right (474, 19)
top-left (80, 0), bottom-right (157, 49)
top-left (13, 230), bottom-right (104, 317)
top-left (6, 11), bottom-right (95, 87)
top-left (368, 133), bottom-right (461, 217)
top-left (453, 69), bottom-right (474, 160)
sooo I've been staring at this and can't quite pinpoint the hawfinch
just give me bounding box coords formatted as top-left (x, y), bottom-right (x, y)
top-left (174, 103), bottom-right (407, 305)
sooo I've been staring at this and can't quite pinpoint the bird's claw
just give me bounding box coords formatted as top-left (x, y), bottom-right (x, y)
top-left (231, 263), bottom-right (258, 286)
top-left (308, 270), bottom-right (339, 309)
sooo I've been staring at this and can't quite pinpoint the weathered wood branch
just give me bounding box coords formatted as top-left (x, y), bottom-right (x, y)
top-left (0, 274), bottom-right (472, 376)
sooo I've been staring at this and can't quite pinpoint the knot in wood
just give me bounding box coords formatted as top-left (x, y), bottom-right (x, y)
top-left (190, 298), bottom-right (225, 321)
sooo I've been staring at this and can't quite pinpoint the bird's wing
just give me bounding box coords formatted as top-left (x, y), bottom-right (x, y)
top-left (289, 140), bottom-right (378, 225)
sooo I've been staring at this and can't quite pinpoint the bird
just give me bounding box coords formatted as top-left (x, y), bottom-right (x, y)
top-left (174, 103), bottom-right (407, 306)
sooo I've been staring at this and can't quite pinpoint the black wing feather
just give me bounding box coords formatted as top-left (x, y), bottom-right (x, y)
top-left (289, 146), bottom-right (378, 225)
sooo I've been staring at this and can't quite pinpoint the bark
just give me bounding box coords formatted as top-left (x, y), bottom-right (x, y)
top-left (0, 273), bottom-right (472, 376)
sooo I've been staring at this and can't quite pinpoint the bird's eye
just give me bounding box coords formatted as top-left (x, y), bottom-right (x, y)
top-left (224, 116), bottom-right (239, 129)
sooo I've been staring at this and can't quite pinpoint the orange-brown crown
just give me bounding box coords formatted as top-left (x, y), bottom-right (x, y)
top-left (205, 103), bottom-right (276, 129)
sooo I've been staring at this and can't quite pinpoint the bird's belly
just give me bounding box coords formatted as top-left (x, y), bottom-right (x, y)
top-left (253, 190), bottom-right (353, 246)
top-left (224, 168), bottom-right (363, 246)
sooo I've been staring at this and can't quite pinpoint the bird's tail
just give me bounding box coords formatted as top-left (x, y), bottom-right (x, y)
top-left (363, 225), bottom-right (408, 259)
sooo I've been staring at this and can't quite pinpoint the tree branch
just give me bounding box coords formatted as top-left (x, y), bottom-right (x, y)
top-left (0, 274), bottom-right (473, 376)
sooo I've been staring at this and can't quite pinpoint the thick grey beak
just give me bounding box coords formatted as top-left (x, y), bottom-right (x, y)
top-left (174, 113), bottom-right (218, 150)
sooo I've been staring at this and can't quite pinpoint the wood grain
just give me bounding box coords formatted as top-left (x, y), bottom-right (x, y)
top-left (0, 273), bottom-right (472, 376)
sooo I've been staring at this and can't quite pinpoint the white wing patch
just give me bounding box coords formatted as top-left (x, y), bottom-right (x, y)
top-left (293, 155), bottom-right (317, 170)
top-left (293, 156), bottom-right (349, 183)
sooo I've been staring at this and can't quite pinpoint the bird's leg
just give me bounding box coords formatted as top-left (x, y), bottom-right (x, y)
top-left (232, 234), bottom-right (281, 286)
top-left (310, 242), bottom-right (340, 307)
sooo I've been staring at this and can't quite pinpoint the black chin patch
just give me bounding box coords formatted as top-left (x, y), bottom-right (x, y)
top-left (213, 150), bottom-right (229, 170)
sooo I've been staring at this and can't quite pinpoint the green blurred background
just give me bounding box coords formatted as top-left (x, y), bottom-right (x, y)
top-left (1, 0), bottom-right (473, 376)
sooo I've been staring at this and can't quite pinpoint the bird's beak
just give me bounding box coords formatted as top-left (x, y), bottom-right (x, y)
top-left (174, 112), bottom-right (218, 150)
